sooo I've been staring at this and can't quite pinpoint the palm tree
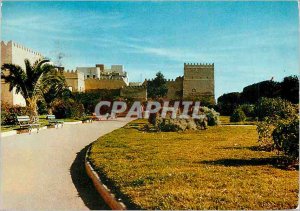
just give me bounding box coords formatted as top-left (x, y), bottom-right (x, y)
top-left (40, 71), bottom-right (68, 114)
top-left (1, 59), bottom-right (64, 120)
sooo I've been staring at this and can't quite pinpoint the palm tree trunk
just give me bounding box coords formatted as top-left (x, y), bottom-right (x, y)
top-left (25, 98), bottom-right (38, 122)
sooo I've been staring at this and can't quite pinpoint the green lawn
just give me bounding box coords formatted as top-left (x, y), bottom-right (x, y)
top-left (89, 119), bottom-right (298, 210)
top-left (219, 115), bottom-right (257, 125)
top-left (1, 116), bottom-right (82, 132)
top-left (1, 125), bottom-right (19, 132)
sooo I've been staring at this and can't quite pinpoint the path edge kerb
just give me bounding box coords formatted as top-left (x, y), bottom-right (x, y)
top-left (85, 146), bottom-right (127, 210)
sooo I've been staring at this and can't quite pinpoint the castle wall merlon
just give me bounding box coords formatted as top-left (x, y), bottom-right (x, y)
top-left (124, 85), bottom-right (146, 89)
top-left (9, 40), bottom-right (43, 57)
top-left (184, 62), bottom-right (214, 67)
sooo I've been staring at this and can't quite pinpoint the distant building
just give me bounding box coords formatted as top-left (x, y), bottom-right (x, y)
top-left (1, 41), bottom-right (215, 105)
top-left (76, 67), bottom-right (101, 79)
top-left (183, 63), bottom-right (215, 99)
top-left (145, 63), bottom-right (215, 101)
top-left (76, 64), bottom-right (128, 85)
top-left (1, 41), bottom-right (44, 106)
top-left (63, 70), bottom-right (85, 92)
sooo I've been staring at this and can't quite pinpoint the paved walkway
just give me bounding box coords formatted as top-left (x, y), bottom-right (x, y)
top-left (0, 119), bottom-right (131, 210)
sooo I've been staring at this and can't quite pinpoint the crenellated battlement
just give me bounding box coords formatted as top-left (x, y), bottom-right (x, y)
top-left (166, 76), bottom-right (184, 82)
top-left (98, 76), bottom-right (124, 81)
top-left (2, 40), bottom-right (43, 57)
top-left (65, 69), bottom-right (78, 73)
top-left (184, 62), bottom-right (214, 67)
top-left (123, 85), bottom-right (146, 89)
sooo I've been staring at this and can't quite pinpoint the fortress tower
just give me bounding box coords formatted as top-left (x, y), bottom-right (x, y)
top-left (183, 63), bottom-right (215, 100)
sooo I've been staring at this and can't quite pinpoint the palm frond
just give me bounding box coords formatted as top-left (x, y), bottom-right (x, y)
top-left (35, 59), bottom-right (50, 71)
top-left (2, 59), bottom-right (63, 109)
top-left (31, 61), bottom-right (54, 86)
top-left (24, 59), bottom-right (34, 83)
top-left (34, 69), bottom-right (66, 101)
top-left (1, 63), bottom-right (29, 98)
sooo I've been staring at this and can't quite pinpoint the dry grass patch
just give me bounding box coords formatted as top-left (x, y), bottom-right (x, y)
top-left (89, 119), bottom-right (298, 210)
top-left (219, 115), bottom-right (256, 125)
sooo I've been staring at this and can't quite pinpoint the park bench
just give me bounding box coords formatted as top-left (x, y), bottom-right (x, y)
top-left (17, 115), bottom-right (40, 134)
top-left (46, 115), bottom-right (64, 128)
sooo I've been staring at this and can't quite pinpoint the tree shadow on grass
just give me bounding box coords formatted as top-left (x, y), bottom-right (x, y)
top-left (199, 157), bottom-right (281, 168)
top-left (70, 144), bottom-right (110, 210)
top-left (217, 146), bottom-right (268, 151)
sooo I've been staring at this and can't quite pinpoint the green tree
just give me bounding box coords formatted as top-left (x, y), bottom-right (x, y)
top-left (217, 92), bottom-right (241, 115)
top-left (241, 80), bottom-right (281, 104)
top-left (147, 71), bottom-right (168, 99)
top-left (280, 75), bottom-right (299, 104)
top-left (1, 59), bottom-right (58, 119)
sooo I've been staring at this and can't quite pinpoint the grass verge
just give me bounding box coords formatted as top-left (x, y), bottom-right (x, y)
top-left (89, 119), bottom-right (298, 210)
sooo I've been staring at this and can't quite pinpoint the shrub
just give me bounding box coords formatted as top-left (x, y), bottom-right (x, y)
top-left (1, 103), bottom-right (27, 125)
top-left (230, 108), bottom-right (246, 122)
top-left (157, 118), bottom-right (183, 132)
top-left (51, 98), bottom-right (84, 119)
top-left (201, 106), bottom-right (220, 126)
top-left (238, 104), bottom-right (255, 117)
top-left (273, 117), bottom-right (299, 161)
top-left (156, 118), bottom-right (197, 132)
top-left (69, 101), bottom-right (85, 119)
top-left (254, 97), bottom-right (297, 120)
top-left (256, 118), bottom-right (276, 151)
top-left (148, 112), bottom-right (158, 125)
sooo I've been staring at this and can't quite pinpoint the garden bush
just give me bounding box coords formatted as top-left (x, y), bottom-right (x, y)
top-left (51, 98), bottom-right (84, 119)
top-left (200, 106), bottom-right (220, 126)
top-left (154, 106), bottom-right (219, 132)
top-left (156, 117), bottom-right (197, 132)
top-left (1, 103), bottom-right (27, 125)
top-left (148, 112), bottom-right (158, 126)
top-left (254, 97), bottom-right (297, 120)
top-left (230, 108), bottom-right (246, 122)
top-left (272, 117), bottom-right (299, 162)
top-left (256, 118), bottom-right (276, 151)
top-left (255, 97), bottom-right (299, 166)
top-left (238, 104), bottom-right (255, 117)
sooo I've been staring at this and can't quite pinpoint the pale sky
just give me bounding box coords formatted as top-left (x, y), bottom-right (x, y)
top-left (2, 1), bottom-right (299, 98)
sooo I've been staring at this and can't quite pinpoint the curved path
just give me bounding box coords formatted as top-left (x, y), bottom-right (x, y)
top-left (0, 119), bottom-right (131, 210)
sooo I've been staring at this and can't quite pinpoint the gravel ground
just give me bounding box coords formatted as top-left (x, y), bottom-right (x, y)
top-left (0, 118), bottom-right (131, 210)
